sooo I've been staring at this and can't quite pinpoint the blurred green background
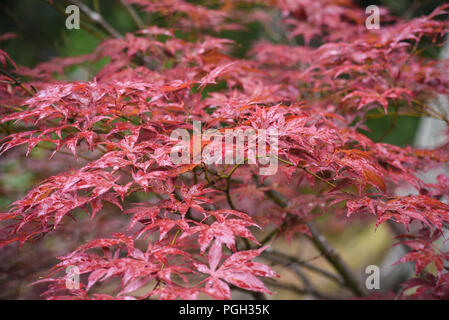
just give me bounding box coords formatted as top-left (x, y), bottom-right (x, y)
top-left (0, 0), bottom-right (447, 227)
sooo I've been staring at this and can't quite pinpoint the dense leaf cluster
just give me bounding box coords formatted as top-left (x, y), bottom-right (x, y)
top-left (1, 0), bottom-right (449, 300)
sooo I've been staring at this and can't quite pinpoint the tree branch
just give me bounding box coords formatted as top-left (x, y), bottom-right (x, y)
top-left (67, 0), bottom-right (122, 39)
top-left (118, 0), bottom-right (145, 29)
top-left (264, 279), bottom-right (308, 296)
top-left (0, 69), bottom-right (35, 97)
top-left (306, 222), bottom-right (365, 297)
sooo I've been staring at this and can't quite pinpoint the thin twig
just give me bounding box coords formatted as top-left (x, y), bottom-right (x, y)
top-left (229, 285), bottom-right (267, 300)
top-left (413, 99), bottom-right (449, 124)
top-left (52, 2), bottom-right (105, 40)
top-left (260, 184), bottom-right (365, 297)
top-left (306, 222), bottom-right (364, 297)
top-left (264, 279), bottom-right (308, 296)
top-left (68, 0), bottom-right (123, 38)
top-left (292, 265), bottom-right (329, 299)
top-left (262, 250), bottom-right (344, 286)
top-left (276, 156), bottom-right (339, 190)
top-left (0, 69), bottom-right (35, 97)
top-left (377, 103), bottom-right (399, 142)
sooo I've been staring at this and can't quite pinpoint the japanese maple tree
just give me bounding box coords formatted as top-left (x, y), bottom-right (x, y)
top-left (1, 0), bottom-right (449, 300)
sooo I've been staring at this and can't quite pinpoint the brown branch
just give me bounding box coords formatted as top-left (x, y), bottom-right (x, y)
top-left (0, 69), bottom-right (35, 97)
top-left (264, 279), bottom-right (308, 296)
top-left (264, 266), bottom-right (334, 299)
top-left (292, 264), bottom-right (330, 299)
top-left (306, 222), bottom-right (364, 297)
top-left (52, 2), bottom-right (105, 40)
top-left (260, 186), bottom-right (365, 297)
top-left (413, 99), bottom-right (449, 124)
top-left (224, 175), bottom-right (236, 210)
top-left (276, 157), bottom-right (339, 190)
